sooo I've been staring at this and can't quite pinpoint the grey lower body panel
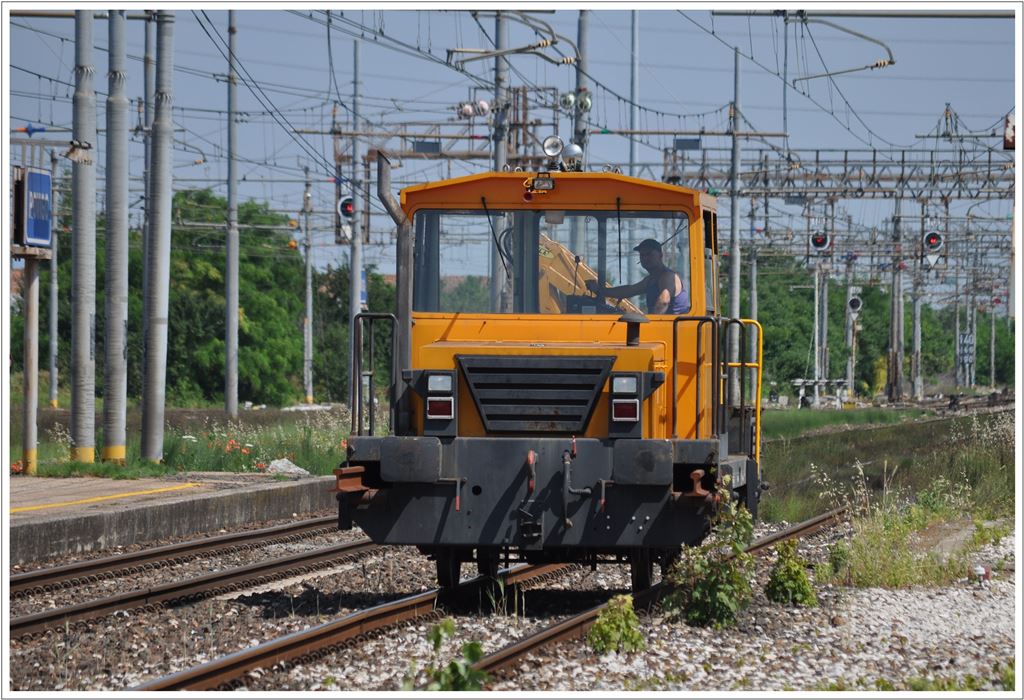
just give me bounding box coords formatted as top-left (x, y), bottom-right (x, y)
top-left (343, 436), bottom-right (750, 551)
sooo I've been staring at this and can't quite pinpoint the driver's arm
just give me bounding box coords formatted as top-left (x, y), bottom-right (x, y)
top-left (585, 277), bottom-right (647, 299)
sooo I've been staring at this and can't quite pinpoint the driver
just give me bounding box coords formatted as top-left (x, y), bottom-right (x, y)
top-left (585, 238), bottom-right (688, 315)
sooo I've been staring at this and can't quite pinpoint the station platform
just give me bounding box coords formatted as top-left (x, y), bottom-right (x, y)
top-left (6, 472), bottom-right (337, 567)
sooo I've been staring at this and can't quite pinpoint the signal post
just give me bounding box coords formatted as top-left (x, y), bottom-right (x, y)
top-left (12, 165), bottom-right (55, 475)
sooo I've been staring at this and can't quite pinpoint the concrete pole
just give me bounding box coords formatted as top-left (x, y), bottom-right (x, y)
top-left (48, 150), bottom-right (60, 408)
top-left (969, 279), bottom-right (977, 387)
top-left (572, 10), bottom-right (589, 152)
top-left (887, 198), bottom-right (903, 402)
top-left (142, 12), bottom-right (154, 336)
top-left (813, 264), bottom-right (821, 406)
top-left (225, 10), bottom-right (239, 417)
top-left (103, 9), bottom-right (129, 463)
top-left (349, 39), bottom-right (363, 412)
top-left (954, 215), bottom-right (961, 388)
top-left (989, 299), bottom-right (996, 388)
top-left (71, 10), bottom-right (97, 463)
top-left (490, 11), bottom-right (508, 311)
top-left (570, 10), bottom-right (588, 255)
top-left (303, 167), bottom-right (314, 404)
top-left (821, 264), bottom-right (830, 387)
top-left (627, 10), bottom-right (639, 286)
top-left (23, 257), bottom-right (40, 474)
top-left (728, 47), bottom-right (742, 406)
top-left (911, 200), bottom-right (924, 401)
top-left (141, 10), bottom-right (174, 462)
top-left (844, 257), bottom-right (855, 399)
top-left (782, 12), bottom-right (789, 152)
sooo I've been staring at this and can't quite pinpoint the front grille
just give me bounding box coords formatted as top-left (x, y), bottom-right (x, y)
top-left (457, 354), bottom-right (615, 433)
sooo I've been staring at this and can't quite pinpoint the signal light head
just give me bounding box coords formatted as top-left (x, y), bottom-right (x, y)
top-left (923, 230), bottom-right (943, 252)
top-left (339, 196), bottom-right (354, 219)
top-left (810, 231), bottom-right (831, 251)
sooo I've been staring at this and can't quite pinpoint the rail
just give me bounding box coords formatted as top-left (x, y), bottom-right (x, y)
top-left (133, 563), bottom-right (574, 690)
top-left (11, 539), bottom-right (378, 638)
top-left (10, 516), bottom-right (336, 597)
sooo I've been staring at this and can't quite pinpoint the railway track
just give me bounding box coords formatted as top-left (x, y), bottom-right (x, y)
top-left (133, 563), bottom-right (576, 691)
top-left (10, 515), bottom-right (337, 598)
top-left (10, 538), bottom-right (378, 638)
top-left (472, 507), bottom-right (848, 679)
top-left (134, 508), bottom-right (846, 691)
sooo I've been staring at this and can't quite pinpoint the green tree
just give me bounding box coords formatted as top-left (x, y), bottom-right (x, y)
top-left (312, 264), bottom-right (396, 402)
top-left (12, 188), bottom-right (307, 406)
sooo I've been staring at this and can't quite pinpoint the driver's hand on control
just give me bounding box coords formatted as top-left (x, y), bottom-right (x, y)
top-left (584, 278), bottom-right (598, 295)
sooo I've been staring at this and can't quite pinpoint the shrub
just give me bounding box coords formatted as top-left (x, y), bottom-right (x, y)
top-left (664, 489), bottom-right (755, 628)
top-left (587, 594), bottom-right (645, 654)
top-left (765, 539), bottom-right (817, 606)
top-left (402, 618), bottom-right (488, 691)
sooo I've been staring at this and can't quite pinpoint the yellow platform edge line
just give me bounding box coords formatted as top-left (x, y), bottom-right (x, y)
top-left (11, 482), bottom-right (203, 514)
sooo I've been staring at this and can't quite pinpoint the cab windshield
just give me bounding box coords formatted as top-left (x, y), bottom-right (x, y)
top-left (413, 209), bottom-right (690, 315)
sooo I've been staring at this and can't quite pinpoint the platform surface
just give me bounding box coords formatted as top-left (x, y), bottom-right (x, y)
top-left (6, 472), bottom-right (337, 565)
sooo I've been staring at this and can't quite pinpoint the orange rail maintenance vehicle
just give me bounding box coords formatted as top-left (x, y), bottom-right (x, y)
top-left (336, 136), bottom-right (763, 592)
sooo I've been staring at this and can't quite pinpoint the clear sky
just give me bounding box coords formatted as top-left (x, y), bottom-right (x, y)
top-left (5, 4), bottom-right (1019, 280)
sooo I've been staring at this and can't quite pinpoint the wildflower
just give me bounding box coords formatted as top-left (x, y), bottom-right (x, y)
top-left (241, 448), bottom-right (250, 455)
top-left (11, 461), bottom-right (24, 475)
top-left (254, 462), bottom-right (267, 471)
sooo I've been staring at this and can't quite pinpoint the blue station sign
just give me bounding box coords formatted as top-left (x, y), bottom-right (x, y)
top-left (22, 167), bottom-right (53, 248)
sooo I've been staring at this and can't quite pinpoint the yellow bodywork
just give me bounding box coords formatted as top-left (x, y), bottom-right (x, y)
top-left (400, 170), bottom-right (762, 454)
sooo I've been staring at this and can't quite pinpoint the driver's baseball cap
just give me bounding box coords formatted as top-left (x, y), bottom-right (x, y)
top-left (633, 238), bottom-right (662, 253)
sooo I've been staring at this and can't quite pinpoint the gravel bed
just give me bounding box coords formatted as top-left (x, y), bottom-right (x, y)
top-left (9, 528), bottom-right (370, 617)
top-left (10, 519), bottom-right (1013, 692)
top-left (246, 522), bottom-right (795, 691)
top-left (488, 533), bottom-right (1017, 692)
top-left (7, 545), bottom-right (437, 691)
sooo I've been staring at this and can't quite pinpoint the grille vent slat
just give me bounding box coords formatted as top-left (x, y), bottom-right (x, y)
top-left (457, 355), bottom-right (615, 433)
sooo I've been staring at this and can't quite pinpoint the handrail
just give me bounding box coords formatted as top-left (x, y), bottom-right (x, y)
top-left (671, 316), bottom-right (718, 439)
top-left (352, 312), bottom-right (398, 436)
top-left (722, 319), bottom-right (764, 463)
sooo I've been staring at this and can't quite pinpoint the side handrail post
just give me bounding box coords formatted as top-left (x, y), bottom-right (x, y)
top-left (352, 312), bottom-right (397, 436)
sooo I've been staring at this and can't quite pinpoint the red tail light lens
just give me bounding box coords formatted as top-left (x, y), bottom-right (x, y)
top-left (611, 399), bottom-right (640, 422)
top-left (426, 397), bottom-right (454, 420)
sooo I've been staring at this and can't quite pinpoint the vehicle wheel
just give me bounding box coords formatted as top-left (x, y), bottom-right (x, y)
top-left (740, 463), bottom-right (761, 521)
top-left (436, 548), bottom-right (461, 589)
top-left (659, 547), bottom-right (681, 581)
top-left (630, 548), bottom-right (653, 592)
top-left (476, 548), bottom-right (500, 580)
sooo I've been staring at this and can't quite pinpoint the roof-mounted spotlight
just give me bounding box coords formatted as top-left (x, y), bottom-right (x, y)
top-left (542, 135), bottom-right (564, 158)
top-left (576, 88), bottom-right (592, 113)
top-left (562, 142), bottom-right (584, 172)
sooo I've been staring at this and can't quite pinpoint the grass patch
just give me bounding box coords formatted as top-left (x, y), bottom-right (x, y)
top-left (9, 405), bottom-right (353, 477)
top-left (820, 659), bottom-right (1014, 691)
top-left (760, 410), bottom-right (1013, 523)
top-left (759, 407), bottom-right (930, 441)
top-left (813, 411), bottom-right (1014, 588)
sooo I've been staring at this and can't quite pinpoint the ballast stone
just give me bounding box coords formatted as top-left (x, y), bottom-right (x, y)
top-left (267, 458), bottom-right (311, 477)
